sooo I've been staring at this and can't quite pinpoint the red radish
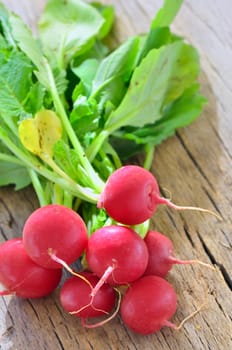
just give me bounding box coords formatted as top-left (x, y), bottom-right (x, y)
top-left (23, 204), bottom-right (88, 269)
top-left (97, 165), bottom-right (220, 225)
top-left (144, 230), bottom-right (214, 277)
top-left (0, 238), bottom-right (62, 298)
top-left (60, 271), bottom-right (116, 319)
top-left (86, 225), bottom-right (148, 286)
top-left (120, 275), bottom-right (177, 335)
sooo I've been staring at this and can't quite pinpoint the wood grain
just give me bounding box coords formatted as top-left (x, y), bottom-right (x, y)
top-left (0, 1), bottom-right (231, 349)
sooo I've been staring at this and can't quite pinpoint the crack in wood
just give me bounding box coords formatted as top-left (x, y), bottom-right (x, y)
top-left (52, 329), bottom-right (66, 350)
top-left (197, 233), bottom-right (232, 291)
top-left (0, 325), bottom-right (14, 341)
top-left (0, 226), bottom-right (8, 241)
top-left (22, 189), bottom-right (38, 211)
top-left (120, 320), bottom-right (138, 350)
top-left (219, 229), bottom-right (232, 247)
top-left (27, 299), bottom-right (40, 321)
top-left (165, 210), bottom-right (179, 230)
top-left (159, 329), bottom-right (177, 350)
top-left (47, 314), bottom-right (67, 350)
top-left (205, 116), bottom-right (232, 160)
top-left (0, 198), bottom-right (15, 228)
top-left (201, 186), bottom-right (223, 218)
top-left (182, 222), bottom-right (195, 248)
top-left (1, 298), bottom-right (15, 326)
top-left (86, 339), bottom-right (95, 350)
top-left (214, 295), bottom-right (232, 321)
top-left (176, 133), bottom-right (213, 191)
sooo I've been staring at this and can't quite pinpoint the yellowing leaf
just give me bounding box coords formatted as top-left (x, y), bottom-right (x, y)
top-left (19, 110), bottom-right (62, 158)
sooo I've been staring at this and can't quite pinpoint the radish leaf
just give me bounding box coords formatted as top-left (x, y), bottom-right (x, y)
top-left (38, 0), bottom-right (105, 68)
top-left (18, 110), bottom-right (62, 159)
top-left (105, 41), bottom-right (200, 131)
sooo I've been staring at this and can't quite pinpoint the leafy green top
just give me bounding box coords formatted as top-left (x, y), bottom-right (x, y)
top-left (0, 0), bottom-right (206, 230)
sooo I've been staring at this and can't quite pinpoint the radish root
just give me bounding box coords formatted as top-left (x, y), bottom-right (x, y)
top-left (81, 288), bottom-right (121, 329)
top-left (163, 302), bottom-right (206, 330)
top-left (168, 256), bottom-right (216, 270)
top-left (158, 197), bottom-right (222, 221)
top-left (90, 265), bottom-right (115, 298)
top-left (48, 250), bottom-right (93, 289)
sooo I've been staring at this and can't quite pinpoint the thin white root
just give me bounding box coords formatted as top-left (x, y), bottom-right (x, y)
top-left (81, 288), bottom-right (122, 329)
top-left (164, 303), bottom-right (206, 331)
top-left (175, 303), bottom-right (206, 330)
top-left (159, 197), bottom-right (223, 221)
top-left (48, 250), bottom-right (93, 289)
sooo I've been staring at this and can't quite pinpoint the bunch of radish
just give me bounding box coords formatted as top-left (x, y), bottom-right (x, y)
top-left (0, 165), bottom-right (216, 335)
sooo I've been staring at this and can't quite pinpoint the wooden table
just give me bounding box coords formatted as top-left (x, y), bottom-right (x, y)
top-left (0, 1), bottom-right (231, 349)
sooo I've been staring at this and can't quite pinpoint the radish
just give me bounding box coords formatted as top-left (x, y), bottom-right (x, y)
top-left (97, 165), bottom-right (220, 225)
top-left (23, 204), bottom-right (88, 269)
top-left (120, 275), bottom-right (177, 335)
top-left (60, 271), bottom-right (116, 319)
top-left (86, 225), bottom-right (149, 286)
top-left (0, 238), bottom-right (62, 298)
top-left (144, 230), bottom-right (214, 277)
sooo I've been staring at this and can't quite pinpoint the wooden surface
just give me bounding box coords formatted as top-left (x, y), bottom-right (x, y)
top-left (0, 0), bottom-right (231, 349)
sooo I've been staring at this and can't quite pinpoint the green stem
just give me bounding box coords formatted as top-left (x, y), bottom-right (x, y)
top-left (42, 154), bottom-right (80, 188)
top-left (143, 144), bottom-right (155, 170)
top-left (52, 183), bottom-right (64, 205)
top-left (0, 127), bottom-right (99, 203)
top-left (104, 142), bottom-right (122, 169)
top-left (86, 130), bottom-right (109, 162)
top-left (0, 152), bottom-right (24, 165)
top-left (44, 60), bottom-right (104, 192)
top-left (28, 169), bottom-right (48, 206)
top-left (90, 77), bottom-right (115, 100)
top-left (63, 190), bottom-right (73, 208)
top-left (0, 114), bottom-right (18, 136)
top-left (132, 219), bottom-right (150, 238)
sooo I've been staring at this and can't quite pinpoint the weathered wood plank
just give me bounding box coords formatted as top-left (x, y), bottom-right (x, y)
top-left (0, 1), bottom-right (231, 349)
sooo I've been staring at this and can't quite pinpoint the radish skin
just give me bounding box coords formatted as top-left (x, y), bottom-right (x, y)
top-left (86, 225), bottom-right (149, 285)
top-left (60, 272), bottom-right (116, 319)
top-left (0, 238), bottom-right (62, 298)
top-left (144, 230), bottom-right (214, 277)
top-left (23, 204), bottom-right (88, 269)
top-left (120, 275), bottom-right (177, 335)
top-left (98, 165), bottom-right (221, 225)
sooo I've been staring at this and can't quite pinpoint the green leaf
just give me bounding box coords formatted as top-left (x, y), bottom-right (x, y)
top-left (0, 161), bottom-right (31, 190)
top-left (137, 0), bottom-right (183, 63)
top-left (9, 12), bottom-right (68, 95)
top-left (0, 3), bottom-right (16, 48)
top-left (120, 84), bottom-right (207, 146)
top-left (18, 110), bottom-right (62, 158)
top-left (91, 37), bottom-right (141, 108)
top-left (53, 140), bottom-right (79, 181)
top-left (72, 58), bottom-right (99, 95)
top-left (53, 139), bottom-right (96, 188)
top-left (105, 41), bottom-right (200, 131)
top-left (9, 13), bottom-right (50, 89)
top-left (24, 82), bottom-right (45, 115)
top-left (109, 136), bottom-right (143, 160)
top-left (71, 95), bottom-right (98, 122)
top-left (138, 27), bottom-right (182, 64)
top-left (90, 2), bottom-right (115, 39)
top-left (0, 50), bottom-right (33, 118)
top-left (151, 0), bottom-right (183, 28)
top-left (38, 0), bottom-right (105, 68)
